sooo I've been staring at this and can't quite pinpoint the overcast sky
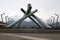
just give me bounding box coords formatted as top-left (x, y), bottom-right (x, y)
top-left (0, 0), bottom-right (60, 22)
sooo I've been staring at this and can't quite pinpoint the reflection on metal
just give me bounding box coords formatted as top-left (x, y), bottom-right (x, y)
top-left (7, 4), bottom-right (51, 28)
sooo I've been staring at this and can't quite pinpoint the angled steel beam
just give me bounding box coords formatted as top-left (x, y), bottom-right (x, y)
top-left (17, 4), bottom-right (32, 27)
top-left (31, 14), bottom-right (51, 28)
top-left (8, 17), bottom-right (11, 21)
top-left (29, 4), bottom-right (51, 28)
top-left (7, 10), bottom-right (35, 27)
top-left (17, 8), bottom-right (41, 28)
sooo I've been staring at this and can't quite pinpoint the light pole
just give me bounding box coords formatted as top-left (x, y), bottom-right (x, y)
top-left (1, 13), bottom-right (5, 23)
top-left (51, 16), bottom-right (56, 28)
top-left (46, 20), bottom-right (49, 24)
top-left (55, 14), bottom-right (59, 24)
top-left (5, 16), bottom-right (8, 24)
top-left (49, 18), bottom-right (52, 24)
top-left (8, 17), bottom-right (11, 21)
top-left (51, 16), bottom-right (55, 24)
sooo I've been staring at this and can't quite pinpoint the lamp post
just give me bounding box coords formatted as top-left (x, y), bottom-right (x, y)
top-left (1, 13), bottom-right (5, 23)
top-left (49, 18), bottom-right (52, 24)
top-left (55, 14), bottom-right (59, 24)
top-left (5, 16), bottom-right (8, 24)
top-left (51, 16), bottom-right (56, 28)
top-left (51, 16), bottom-right (55, 24)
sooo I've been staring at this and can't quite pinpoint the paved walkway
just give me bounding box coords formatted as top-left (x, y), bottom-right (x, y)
top-left (0, 33), bottom-right (60, 40)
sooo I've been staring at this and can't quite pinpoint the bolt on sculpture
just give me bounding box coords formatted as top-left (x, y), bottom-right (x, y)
top-left (7, 4), bottom-right (51, 28)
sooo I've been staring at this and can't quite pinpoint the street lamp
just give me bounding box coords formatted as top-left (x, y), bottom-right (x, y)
top-left (51, 16), bottom-right (55, 24)
top-left (55, 14), bottom-right (59, 24)
top-left (49, 18), bottom-right (52, 24)
top-left (51, 16), bottom-right (56, 28)
top-left (5, 16), bottom-right (8, 24)
top-left (1, 13), bottom-right (5, 23)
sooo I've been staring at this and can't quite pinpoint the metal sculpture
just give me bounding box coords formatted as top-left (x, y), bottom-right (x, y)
top-left (17, 4), bottom-right (41, 28)
top-left (17, 4), bottom-right (51, 28)
top-left (7, 8), bottom-right (36, 27)
top-left (7, 4), bottom-right (51, 28)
